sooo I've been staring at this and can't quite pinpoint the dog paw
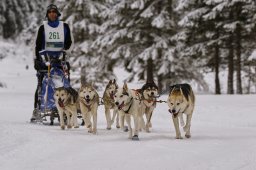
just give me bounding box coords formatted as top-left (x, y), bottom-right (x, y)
top-left (61, 125), bottom-right (65, 130)
top-left (74, 125), bottom-right (79, 128)
top-left (106, 127), bottom-right (111, 130)
top-left (116, 125), bottom-right (120, 129)
top-left (132, 135), bottom-right (139, 141)
top-left (67, 125), bottom-right (72, 129)
top-left (176, 136), bottom-right (183, 139)
top-left (185, 134), bottom-right (191, 138)
top-left (88, 128), bottom-right (93, 133)
top-left (123, 126), bottom-right (129, 132)
top-left (145, 126), bottom-right (150, 133)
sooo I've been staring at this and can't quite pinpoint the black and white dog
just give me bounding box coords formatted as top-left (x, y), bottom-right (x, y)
top-left (139, 81), bottom-right (159, 132)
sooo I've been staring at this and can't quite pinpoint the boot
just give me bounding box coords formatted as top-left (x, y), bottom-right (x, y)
top-left (30, 109), bottom-right (38, 122)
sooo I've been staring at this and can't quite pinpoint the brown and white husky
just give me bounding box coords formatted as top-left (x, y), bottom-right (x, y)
top-left (167, 84), bottom-right (195, 139)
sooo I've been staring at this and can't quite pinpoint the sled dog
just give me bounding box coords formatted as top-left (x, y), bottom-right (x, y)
top-left (167, 84), bottom-right (195, 139)
top-left (114, 82), bottom-right (143, 140)
top-left (54, 87), bottom-right (79, 130)
top-left (102, 79), bottom-right (119, 130)
top-left (139, 81), bottom-right (159, 132)
top-left (79, 83), bottom-right (99, 134)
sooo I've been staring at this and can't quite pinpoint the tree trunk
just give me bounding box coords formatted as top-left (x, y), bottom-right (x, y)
top-left (247, 65), bottom-right (251, 94)
top-left (158, 75), bottom-right (163, 94)
top-left (146, 57), bottom-right (154, 83)
top-left (156, 48), bottom-right (164, 92)
top-left (80, 65), bottom-right (86, 84)
top-left (214, 43), bottom-right (221, 94)
top-left (227, 34), bottom-right (234, 94)
top-left (235, 23), bottom-right (243, 94)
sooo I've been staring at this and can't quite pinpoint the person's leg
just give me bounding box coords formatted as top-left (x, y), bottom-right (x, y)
top-left (34, 87), bottom-right (38, 109)
top-left (31, 73), bottom-right (44, 122)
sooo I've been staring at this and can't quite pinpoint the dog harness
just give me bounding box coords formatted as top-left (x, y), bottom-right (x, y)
top-left (122, 97), bottom-right (134, 114)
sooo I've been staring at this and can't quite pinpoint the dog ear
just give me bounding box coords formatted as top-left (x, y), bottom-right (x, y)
top-left (169, 85), bottom-right (175, 94)
top-left (80, 83), bottom-right (84, 88)
top-left (152, 81), bottom-right (158, 89)
top-left (180, 87), bottom-right (183, 94)
top-left (123, 82), bottom-right (128, 92)
top-left (109, 80), bottom-right (112, 84)
top-left (113, 79), bottom-right (118, 89)
top-left (90, 81), bottom-right (95, 87)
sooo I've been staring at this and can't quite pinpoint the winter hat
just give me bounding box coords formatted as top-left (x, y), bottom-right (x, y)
top-left (46, 4), bottom-right (61, 17)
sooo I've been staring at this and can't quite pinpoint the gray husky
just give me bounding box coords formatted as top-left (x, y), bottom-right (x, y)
top-left (54, 87), bottom-right (79, 130)
top-left (79, 83), bottom-right (99, 134)
top-left (114, 83), bottom-right (143, 140)
top-left (103, 79), bottom-right (119, 130)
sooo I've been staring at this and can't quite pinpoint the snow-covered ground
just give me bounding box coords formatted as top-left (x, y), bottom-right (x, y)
top-left (0, 41), bottom-right (256, 170)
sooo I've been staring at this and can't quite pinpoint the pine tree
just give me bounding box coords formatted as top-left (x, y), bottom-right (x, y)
top-left (59, 0), bottom-right (113, 87)
top-left (175, 0), bottom-right (213, 92)
top-left (92, 0), bottom-right (178, 92)
top-left (0, 0), bottom-right (45, 39)
top-left (176, 0), bottom-right (256, 94)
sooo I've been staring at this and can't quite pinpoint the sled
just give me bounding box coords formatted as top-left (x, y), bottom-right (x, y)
top-left (30, 51), bottom-right (82, 125)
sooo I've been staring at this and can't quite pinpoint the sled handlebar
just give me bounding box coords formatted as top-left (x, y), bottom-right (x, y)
top-left (39, 50), bottom-right (67, 62)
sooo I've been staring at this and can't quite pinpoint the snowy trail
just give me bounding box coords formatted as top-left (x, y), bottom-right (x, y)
top-left (0, 41), bottom-right (256, 170)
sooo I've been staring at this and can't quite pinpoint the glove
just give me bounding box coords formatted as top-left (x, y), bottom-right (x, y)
top-left (34, 59), bottom-right (48, 71)
top-left (34, 59), bottom-right (41, 70)
top-left (45, 62), bottom-right (50, 66)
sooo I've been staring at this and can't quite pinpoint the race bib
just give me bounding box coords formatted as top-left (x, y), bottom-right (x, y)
top-left (44, 21), bottom-right (65, 51)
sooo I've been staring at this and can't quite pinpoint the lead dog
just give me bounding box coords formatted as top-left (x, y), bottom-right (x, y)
top-left (54, 87), bottom-right (79, 130)
top-left (103, 79), bottom-right (119, 130)
top-left (114, 82), bottom-right (143, 140)
top-left (139, 81), bottom-right (159, 132)
top-left (167, 84), bottom-right (195, 139)
top-left (79, 83), bottom-right (99, 134)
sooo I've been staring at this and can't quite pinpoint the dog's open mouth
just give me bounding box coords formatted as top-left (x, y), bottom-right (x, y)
top-left (148, 94), bottom-right (154, 97)
top-left (118, 101), bottom-right (125, 110)
top-left (85, 98), bottom-right (91, 104)
top-left (168, 109), bottom-right (179, 118)
top-left (148, 94), bottom-right (158, 98)
top-left (110, 92), bottom-right (115, 99)
top-left (58, 99), bottom-right (65, 108)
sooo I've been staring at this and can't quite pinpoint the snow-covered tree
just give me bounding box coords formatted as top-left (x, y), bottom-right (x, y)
top-left (59, 0), bottom-right (112, 88)
top-left (175, 0), bottom-right (213, 92)
top-left (92, 0), bottom-right (179, 92)
top-left (176, 0), bottom-right (256, 94)
top-left (0, 0), bottom-right (45, 39)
